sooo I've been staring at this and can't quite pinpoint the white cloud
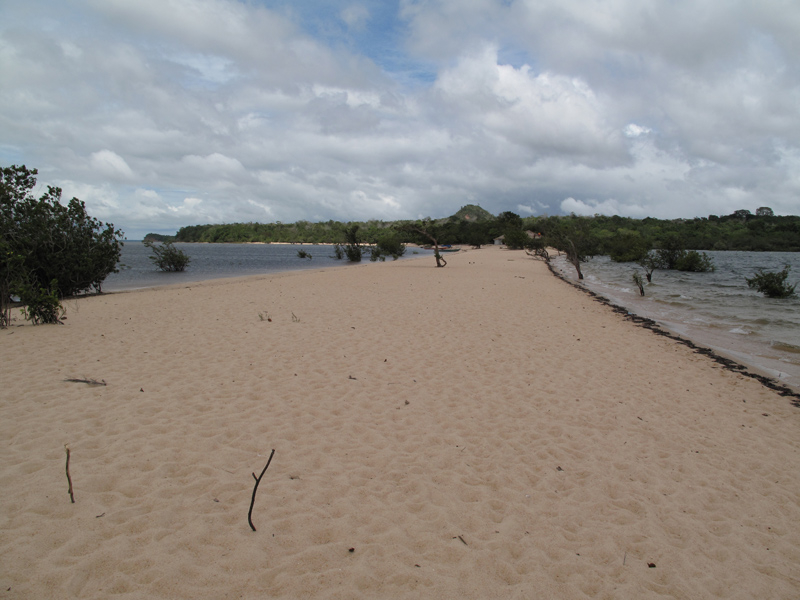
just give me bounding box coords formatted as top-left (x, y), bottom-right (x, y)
top-left (89, 150), bottom-right (135, 180)
top-left (1, 0), bottom-right (798, 239)
top-left (624, 124), bottom-right (651, 138)
top-left (560, 197), bottom-right (639, 217)
top-left (180, 153), bottom-right (245, 177)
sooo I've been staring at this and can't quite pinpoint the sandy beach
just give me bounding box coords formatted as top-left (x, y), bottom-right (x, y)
top-left (2, 245), bottom-right (800, 599)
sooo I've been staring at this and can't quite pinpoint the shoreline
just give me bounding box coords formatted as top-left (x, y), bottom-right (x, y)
top-left (548, 251), bottom-right (800, 394)
top-left (543, 258), bottom-right (800, 400)
top-left (101, 242), bottom-right (435, 294)
top-left (3, 245), bottom-right (800, 598)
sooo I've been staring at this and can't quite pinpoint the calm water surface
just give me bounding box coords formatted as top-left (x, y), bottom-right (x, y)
top-left (551, 251), bottom-right (800, 390)
top-left (104, 242), bottom-right (433, 292)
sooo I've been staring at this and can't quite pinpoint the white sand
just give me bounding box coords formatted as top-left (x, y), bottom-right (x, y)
top-left (2, 246), bottom-right (799, 599)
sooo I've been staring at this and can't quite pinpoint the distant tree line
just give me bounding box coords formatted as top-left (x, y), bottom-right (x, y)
top-left (151, 205), bottom-right (799, 253)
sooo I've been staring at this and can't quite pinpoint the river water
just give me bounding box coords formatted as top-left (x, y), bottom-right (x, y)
top-left (103, 242), bottom-right (433, 292)
top-left (551, 251), bottom-right (800, 390)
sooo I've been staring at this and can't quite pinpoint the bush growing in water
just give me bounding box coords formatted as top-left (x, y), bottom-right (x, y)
top-left (632, 272), bottom-right (645, 296)
top-left (342, 225), bottom-right (365, 262)
top-left (370, 232), bottom-right (406, 261)
top-left (746, 266), bottom-right (796, 298)
top-left (676, 250), bottom-right (715, 272)
top-left (608, 230), bottom-right (651, 263)
top-left (144, 240), bottom-right (191, 272)
top-left (297, 249), bottom-right (312, 259)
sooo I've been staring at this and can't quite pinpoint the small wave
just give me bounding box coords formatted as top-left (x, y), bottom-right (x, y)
top-left (729, 327), bottom-right (752, 335)
top-left (771, 341), bottom-right (800, 354)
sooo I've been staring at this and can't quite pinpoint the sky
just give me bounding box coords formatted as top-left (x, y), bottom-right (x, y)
top-left (2, 0), bottom-right (799, 239)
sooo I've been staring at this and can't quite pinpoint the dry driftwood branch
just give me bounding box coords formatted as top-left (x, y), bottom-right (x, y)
top-left (248, 449), bottom-right (275, 532)
top-left (64, 378), bottom-right (107, 386)
top-left (65, 445), bottom-right (75, 503)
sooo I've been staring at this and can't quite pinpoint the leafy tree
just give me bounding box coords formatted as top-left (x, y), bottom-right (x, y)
top-left (1, 164), bottom-right (123, 326)
top-left (463, 221), bottom-right (490, 248)
top-left (545, 217), bottom-right (599, 279)
top-left (756, 207), bottom-right (774, 217)
top-left (495, 211), bottom-right (523, 231)
top-left (607, 230), bottom-right (651, 263)
top-left (396, 220), bottom-right (448, 267)
top-left (746, 266), bottom-right (796, 298)
top-left (143, 240), bottom-right (191, 271)
top-left (524, 235), bottom-right (549, 261)
top-left (370, 232), bottom-right (406, 261)
top-left (655, 233), bottom-right (685, 269)
top-left (637, 251), bottom-right (661, 282)
top-left (503, 228), bottom-right (529, 250)
top-left (675, 250), bottom-right (715, 272)
top-left (19, 278), bottom-right (65, 324)
top-left (342, 224), bottom-right (364, 262)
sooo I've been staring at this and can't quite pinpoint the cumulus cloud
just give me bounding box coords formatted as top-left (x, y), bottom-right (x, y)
top-left (560, 197), bottom-right (647, 218)
top-left (434, 45), bottom-right (628, 166)
top-left (1, 0), bottom-right (798, 238)
top-left (90, 150), bottom-right (135, 180)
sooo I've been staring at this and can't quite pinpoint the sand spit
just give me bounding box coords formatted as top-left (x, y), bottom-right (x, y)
top-left (2, 246), bottom-right (799, 599)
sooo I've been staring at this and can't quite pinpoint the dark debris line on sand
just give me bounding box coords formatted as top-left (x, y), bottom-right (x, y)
top-left (545, 261), bottom-right (800, 407)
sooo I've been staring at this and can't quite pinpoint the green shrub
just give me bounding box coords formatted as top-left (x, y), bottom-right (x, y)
top-left (676, 250), bottom-right (715, 272)
top-left (344, 244), bottom-right (363, 262)
top-left (608, 230), bottom-right (651, 262)
top-left (370, 232), bottom-right (406, 261)
top-left (655, 233), bottom-right (685, 269)
top-left (746, 266), bottom-right (796, 298)
top-left (144, 240), bottom-right (191, 272)
top-left (503, 228), bottom-right (528, 250)
top-left (297, 250), bottom-right (312, 259)
top-left (637, 251), bottom-right (661, 282)
top-left (524, 236), bottom-right (549, 260)
top-left (342, 225), bottom-right (364, 262)
top-left (2, 164), bottom-right (123, 299)
top-left (19, 279), bottom-right (65, 324)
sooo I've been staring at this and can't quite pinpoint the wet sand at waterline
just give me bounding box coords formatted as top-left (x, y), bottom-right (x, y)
top-left (2, 246), bottom-right (799, 599)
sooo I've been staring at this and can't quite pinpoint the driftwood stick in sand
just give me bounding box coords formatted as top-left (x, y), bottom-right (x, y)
top-left (65, 445), bottom-right (75, 503)
top-left (248, 449), bottom-right (275, 532)
top-left (64, 378), bottom-right (107, 386)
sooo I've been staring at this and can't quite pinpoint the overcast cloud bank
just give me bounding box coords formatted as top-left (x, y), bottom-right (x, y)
top-left (2, 0), bottom-right (799, 238)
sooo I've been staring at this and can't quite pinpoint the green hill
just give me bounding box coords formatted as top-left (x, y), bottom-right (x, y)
top-left (451, 204), bottom-right (494, 222)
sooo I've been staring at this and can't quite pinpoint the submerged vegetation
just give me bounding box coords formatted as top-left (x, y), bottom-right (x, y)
top-left (143, 240), bottom-right (191, 272)
top-left (746, 266), bottom-right (796, 298)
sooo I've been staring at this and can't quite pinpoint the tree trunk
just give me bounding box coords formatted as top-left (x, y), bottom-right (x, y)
top-left (566, 239), bottom-right (583, 279)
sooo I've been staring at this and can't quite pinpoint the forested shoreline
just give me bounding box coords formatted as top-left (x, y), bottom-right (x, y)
top-left (145, 205), bottom-right (800, 252)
